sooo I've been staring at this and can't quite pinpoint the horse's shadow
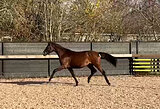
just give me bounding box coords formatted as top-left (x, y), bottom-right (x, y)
top-left (0, 81), bottom-right (81, 86)
top-left (0, 81), bottom-right (46, 85)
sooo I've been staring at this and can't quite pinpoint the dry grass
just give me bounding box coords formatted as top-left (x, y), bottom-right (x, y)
top-left (0, 76), bottom-right (160, 109)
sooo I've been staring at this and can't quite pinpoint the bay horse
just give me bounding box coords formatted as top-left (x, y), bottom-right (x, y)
top-left (43, 42), bottom-right (117, 86)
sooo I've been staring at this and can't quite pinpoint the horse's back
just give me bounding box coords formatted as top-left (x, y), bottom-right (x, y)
top-left (69, 51), bottom-right (99, 59)
top-left (67, 51), bottom-right (99, 68)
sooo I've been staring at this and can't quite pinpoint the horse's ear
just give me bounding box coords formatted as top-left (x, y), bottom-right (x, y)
top-left (48, 42), bottom-right (56, 46)
top-left (50, 42), bottom-right (56, 45)
top-left (48, 42), bottom-right (52, 45)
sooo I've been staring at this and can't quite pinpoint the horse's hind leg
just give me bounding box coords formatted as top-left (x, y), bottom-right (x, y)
top-left (68, 68), bottom-right (79, 86)
top-left (87, 64), bottom-right (97, 83)
top-left (94, 64), bottom-right (111, 86)
top-left (101, 69), bottom-right (111, 86)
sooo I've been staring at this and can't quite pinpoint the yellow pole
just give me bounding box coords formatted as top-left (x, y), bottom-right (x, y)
top-left (133, 59), bottom-right (159, 61)
top-left (133, 66), bottom-right (158, 68)
top-left (133, 69), bottom-right (159, 72)
top-left (133, 62), bottom-right (154, 65)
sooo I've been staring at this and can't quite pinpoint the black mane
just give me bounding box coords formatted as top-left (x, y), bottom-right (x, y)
top-left (50, 42), bottom-right (72, 52)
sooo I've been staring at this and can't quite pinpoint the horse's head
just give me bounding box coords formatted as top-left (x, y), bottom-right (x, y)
top-left (43, 42), bottom-right (56, 56)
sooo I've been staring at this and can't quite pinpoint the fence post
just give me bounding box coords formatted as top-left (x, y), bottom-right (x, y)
top-left (1, 42), bottom-right (4, 76)
top-left (129, 42), bottom-right (133, 75)
top-left (48, 59), bottom-right (50, 77)
top-left (136, 41), bottom-right (139, 54)
top-left (90, 42), bottom-right (93, 51)
top-left (129, 42), bottom-right (131, 54)
top-left (131, 41), bottom-right (139, 75)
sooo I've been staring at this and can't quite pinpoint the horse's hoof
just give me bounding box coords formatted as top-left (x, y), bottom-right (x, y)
top-left (88, 77), bottom-right (91, 83)
top-left (47, 79), bottom-right (51, 83)
top-left (48, 78), bottom-right (52, 82)
top-left (75, 83), bottom-right (78, 86)
top-left (46, 81), bottom-right (50, 84)
top-left (88, 80), bottom-right (90, 83)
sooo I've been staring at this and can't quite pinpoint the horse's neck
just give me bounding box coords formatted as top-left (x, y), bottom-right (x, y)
top-left (55, 46), bottom-right (69, 58)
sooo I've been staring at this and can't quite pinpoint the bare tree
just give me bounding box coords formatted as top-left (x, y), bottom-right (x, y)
top-left (1, 0), bottom-right (160, 42)
top-left (122, 0), bottom-right (160, 41)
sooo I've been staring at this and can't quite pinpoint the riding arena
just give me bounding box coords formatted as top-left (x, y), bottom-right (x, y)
top-left (0, 42), bottom-right (160, 109)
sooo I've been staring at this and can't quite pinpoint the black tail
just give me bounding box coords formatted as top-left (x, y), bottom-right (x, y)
top-left (99, 52), bottom-right (117, 67)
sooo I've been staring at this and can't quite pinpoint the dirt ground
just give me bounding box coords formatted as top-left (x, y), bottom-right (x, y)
top-left (0, 76), bottom-right (160, 109)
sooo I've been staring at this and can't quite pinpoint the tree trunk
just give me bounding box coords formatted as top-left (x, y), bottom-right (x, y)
top-left (57, 8), bottom-right (64, 41)
top-left (44, 0), bottom-right (49, 41)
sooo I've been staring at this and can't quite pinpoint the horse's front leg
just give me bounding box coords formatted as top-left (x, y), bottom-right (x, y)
top-left (68, 68), bottom-right (79, 86)
top-left (49, 66), bottom-right (65, 82)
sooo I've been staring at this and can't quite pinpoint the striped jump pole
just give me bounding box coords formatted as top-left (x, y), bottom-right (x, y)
top-left (133, 59), bottom-right (160, 61)
top-left (133, 66), bottom-right (160, 68)
top-left (132, 58), bottom-right (160, 72)
top-left (133, 69), bottom-right (160, 72)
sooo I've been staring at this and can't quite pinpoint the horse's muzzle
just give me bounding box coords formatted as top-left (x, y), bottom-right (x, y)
top-left (43, 51), bottom-right (48, 56)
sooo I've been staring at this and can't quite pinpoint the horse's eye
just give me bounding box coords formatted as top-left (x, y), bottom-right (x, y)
top-left (48, 46), bottom-right (50, 50)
